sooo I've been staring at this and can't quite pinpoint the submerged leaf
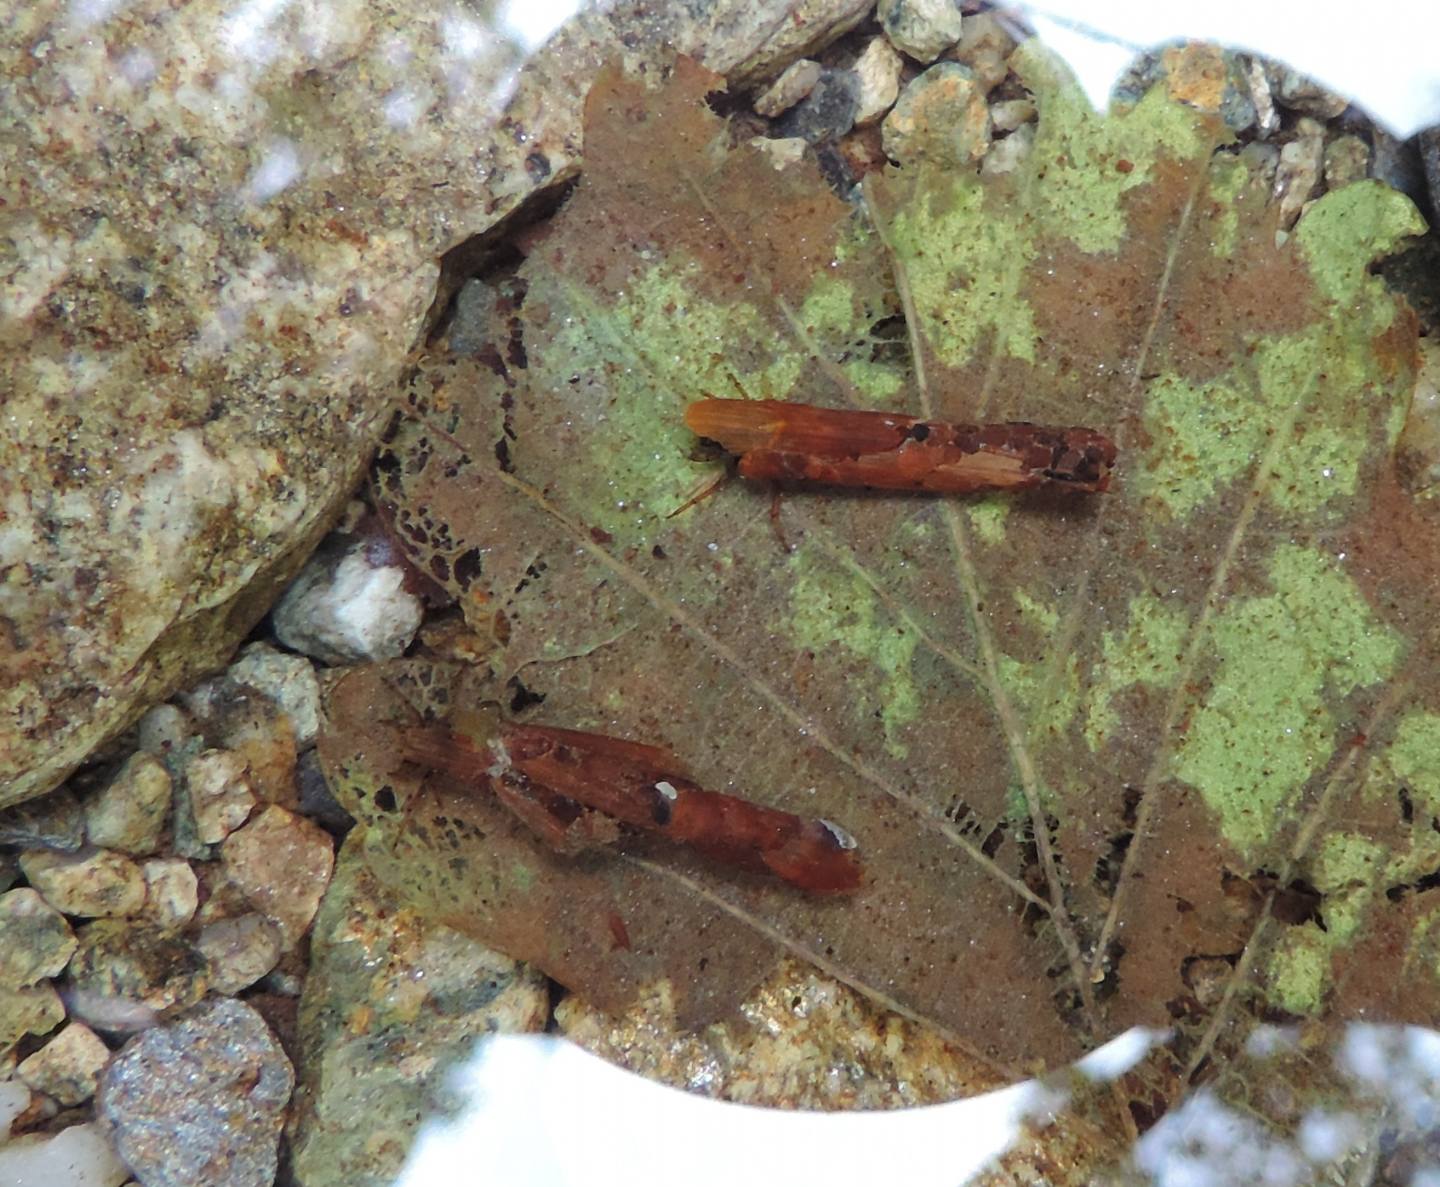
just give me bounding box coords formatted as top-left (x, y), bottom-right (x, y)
top-left (325, 50), bottom-right (1436, 1079)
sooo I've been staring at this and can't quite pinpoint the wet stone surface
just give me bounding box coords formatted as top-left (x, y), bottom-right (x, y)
top-left (289, 842), bottom-right (549, 1187)
top-left (82, 752), bottom-right (172, 857)
top-left (66, 920), bottom-right (209, 1029)
top-left (0, 888), bottom-right (77, 990)
top-left (18, 848), bottom-right (147, 920)
top-left (98, 997), bottom-right (294, 1187)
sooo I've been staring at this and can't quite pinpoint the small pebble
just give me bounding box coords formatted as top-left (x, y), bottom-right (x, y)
top-left (196, 914), bottom-right (283, 994)
top-left (0, 888), bottom-right (77, 989)
top-left (982, 122), bottom-right (1034, 176)
top-left (181, 678), bottom-right (299, 807)
top-left (19, 849), bottom-right (147, 919)
top-left (1324, 134), bottom-right (1371, 191)
top-left (1267, 63), bottom-right (1349, 118)
top-left (97, 998), bottom-right (293, 1187)
top-left (272, 534), bottom-right (424, 666)
top-left (878, 0), bottom-right (962, 64)
top-left (66, 920), bottom-right (209, 1027)
top-left (1115, 44), bottom-right (1255, 133)
top-left (181, 749), bottom-right (256, 847)
top-left (949, 10), bottom-right (1014, 95)
top-left (0, 983), bottom-right (66, 1051)
top-left (753, 59), bottom-right (822, 118)
top-left (226, 642), bottom-right (323, 748)
top-left (773, 68), bottom-right (861, 144)
top-left (137, 859), bottom-right (198, 932)
top-left (852, 37), bottom-right (903, 126)
top-left (135, 704), bottom-right (196, 759)
top-left (882, 62), bottom-right (990, 168)
top-left (1275, 116), bottom-right (1325, 230)
top-left (221, 806), bottom-right (335, 949)
top-left (0, 1121), bottom-right (130, 1187)
top-left (83, 753), bottom-right (170, 857)
top-left (0, 787), bottom-right (86, 852)
top-left (750, 135), bottom-right (809, 171)
top-left (1243, 55), bottom-right (1279, 138)
top-left (18, 1021), bottom-right (111, 1106)
top-left (988, 97), bottom-right (1035, 134)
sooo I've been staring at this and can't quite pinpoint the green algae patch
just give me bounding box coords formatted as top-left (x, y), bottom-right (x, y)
top-left (783, 542), bottom-right (922, 759)
top-left (1085, 594), bottom-right (1188, 751)
top-left (1384, 711), bottom-right (1440, 815)
top-left (1266, 928), bottom-right (1330, 1016)
top-left (1296, 181), bottom-right (1427, 308)
top-left (1173, 544), bottom-right (1401, 856)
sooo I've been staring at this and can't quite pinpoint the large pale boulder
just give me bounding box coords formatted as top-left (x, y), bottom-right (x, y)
top-left (0, 0), bottom-right (870, 808)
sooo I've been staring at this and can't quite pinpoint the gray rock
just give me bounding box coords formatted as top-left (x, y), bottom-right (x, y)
top-left (1267, 63), bottom-right (1350, 119)
top-left (219, 805), bottom-right (335, 949)
top-left (1243, 55), bottom-right (1280, 138)
top-left (950, 10), bottom-right (1015, 95)
top-left (137, 859), bottom-right (199, 932)
top-left (1275, 117), bottom-right (1326, 230)
top-left (180, 749), bottom-right (256, 848)
top-left (852, 37), bottom-right (903, 126)
top-left (982, 122), bottom-right (1035, 176)
top-left (295, 748), bottom-right (356, 837)
top-left (773, 69), bottom-right (862, 145)
top-left (135, 704), bottom-right (197, 761)
top-left (0, 888), bottom-right (77, 990)
top-left (0, 983), bottom-right (65, 1053)
top-left (98, 998), bottom-right (293, 1187)
top-left (1324, 134), bottom-right (1372, 192)
top-left (0, 787), bottom-right (86, 851)
top-left (878, 0), bottom-right (963, 64)
top-left (989, 97), bottom-right (1036, 134)
top-left (1420, 125), bottom-right (1440, 225)
top-left (83, 752), bottom-right (171, 856)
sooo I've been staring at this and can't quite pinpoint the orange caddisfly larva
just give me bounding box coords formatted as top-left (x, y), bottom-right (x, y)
top-left (684, 398), bottom-right (1117, 494)
top-left (397, 708), bottom-right (862, 895)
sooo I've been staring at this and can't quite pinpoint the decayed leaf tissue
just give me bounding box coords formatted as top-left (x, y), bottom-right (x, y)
top-left (320, 45), bottom-right (1435, 1104)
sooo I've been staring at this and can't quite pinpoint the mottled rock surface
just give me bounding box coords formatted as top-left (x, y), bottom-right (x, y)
top-left (17, 1020), bottom-right (111, 1106)
top-left (218, 805), bottom-right (334, 948)
top-left (97, 998), bottom-right (293, 1187)
top-left (0, 888), bottom-right (77, 989)
top-left (878, 0), bottom-right (962, 63)
top-left (66, 920), bottom-right (209, 1027)
top-left (18, 849), bottom-right (147, 920)
top-left (882, 62), bottom-right (991, 167)
top-left (290, 841), bottom-right (549, 1187)
top-left (82, 752), bottom-right (171, 856)
top-left (556, 958), bottom-right (1000, 1108)
top-left (0, 0), bottom-right (878, 811)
